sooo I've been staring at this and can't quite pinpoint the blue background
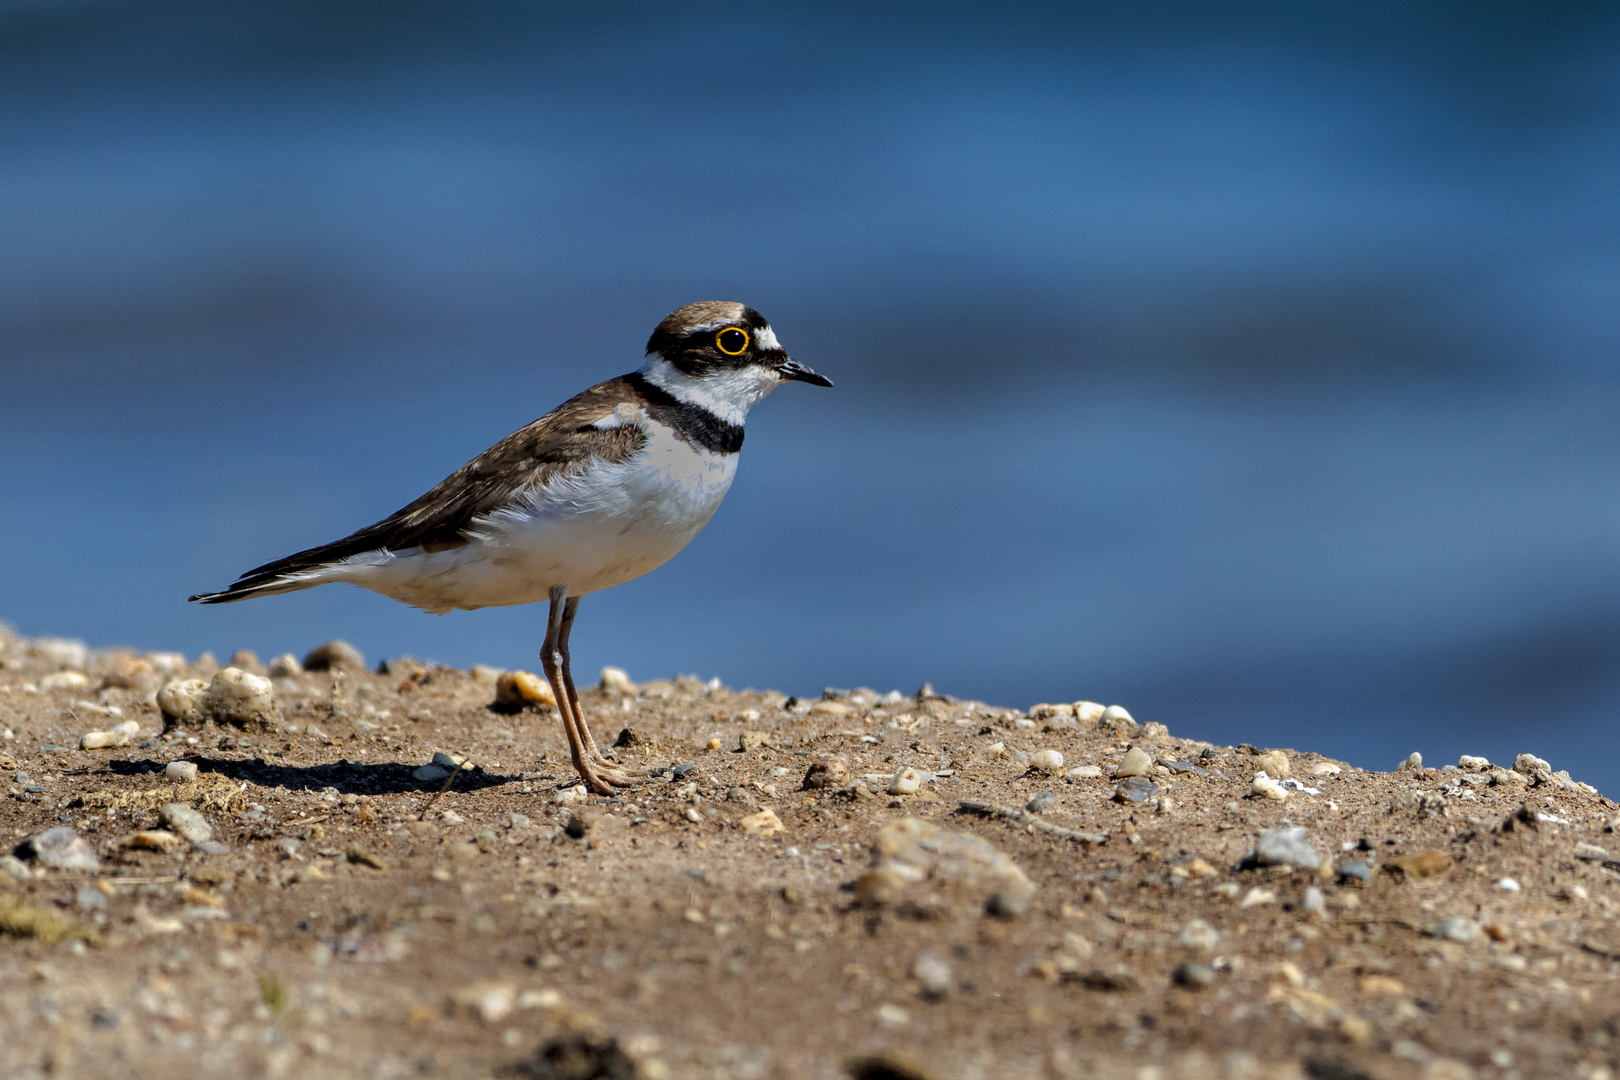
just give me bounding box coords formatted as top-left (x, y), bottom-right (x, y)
top-left (3, 2), bottom-right (1619, 791)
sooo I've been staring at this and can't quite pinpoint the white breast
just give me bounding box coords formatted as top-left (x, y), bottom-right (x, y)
top-left (337, 420), bottom-right (739, 613)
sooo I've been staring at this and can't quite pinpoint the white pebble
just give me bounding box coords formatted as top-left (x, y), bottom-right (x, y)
top-left (1303, 886), bottom-right (1325, 914)
top-left (888, 767), bottom-right (922, 795)
top-left (1073, 701), bottom-right (1106, 723)
top-left (1238, 887), bottom-right (1276, 909)
top-left (1398, 751), bottom-right (1423, 772)
top-left (157, 678), bottom-right (209, 725)
top-left (1028, 749), bottom-right (1065, 772)
top-left (1513, 753), bottom-right (1550, 775)
top-left (267, 653), bottom-right (303, 678)
top-left (431, 751), bottom-right (466, 769)
top-left (1433, 917), bottom-right (1482, 943)
top-left (1175, 918), bottom-right (1220, 951)
top-left (599, 666), bottom-right (635, 693)
top-left (1309, 762), bottom-right (1341, 777)
top-left (1458, 755), bottom-right (1490, 770)
top-left (1251, 772), bottom-right (1289, 801)
top-left (1066, 765), bottom-right (1103, 779)
top-left (1100, 704), bottom-right (1133, 725)
top-left (1114, 746), bottom-right (1153, 777)
top-left (1497, 878), bottom-right (1520, 892)
top-left (164, 760), bottom-right (199, 783)
top-left (205, 667), bottom-right (276, 728)
top-left (1256, 750), bottom-right (1290, 778)
top-left (554, 785), bottom-right (587, 805)
top-left (41, 671), bottom-right (89, 691)
top-left (80, 719), bottom-right (140, 750)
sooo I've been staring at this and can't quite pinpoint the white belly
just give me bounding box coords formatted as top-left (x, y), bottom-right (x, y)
top-left (341, 428), bottom-right (738, 613)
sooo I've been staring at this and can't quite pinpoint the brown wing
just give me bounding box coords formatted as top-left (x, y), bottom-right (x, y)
top-left (191, 376), bottom-right (647, 603)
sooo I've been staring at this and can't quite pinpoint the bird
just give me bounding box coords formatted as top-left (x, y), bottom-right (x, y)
top-left (191, 301), bottom-right (832, 794)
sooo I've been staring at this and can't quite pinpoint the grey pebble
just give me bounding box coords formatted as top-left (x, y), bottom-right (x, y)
top-left (1112, 776), bottom-right (1159, 804)
top-left (412, 765), bottom-right (450, 783)
top-left (160, 803), bottom-right (213, 844)
top-left (1173, 962), bottom-right (1216, 989)
top-left (1252, 826), bottom-right (1322, 870)
top-left (1161, 760), bottom-right (1208, 777)
top-left (278, 838), bottom-right (304, 861)
top-left (670, 764), bottom-right (696, 779)
top-left (1434, 916), bottom-right (1482, 943)
top-left (1303, 886), bottom-right (1325, 914)
top-left (912, 952), bottom-right (953, 1000)
top-left (75, 884), bottom-right (107, 912)
top-left (1025, 791), bottom-right (1055, 814)
top-left (1338, 861), bottom-right (1373, 884)
top-left (507, 812), bottom-right (532, 830)
top-left (164, 760), bottom-right (199, 783)
top-left (726, 786), bottom-right (757, 805)
top-left (17, 826), bottom-right (100, 872)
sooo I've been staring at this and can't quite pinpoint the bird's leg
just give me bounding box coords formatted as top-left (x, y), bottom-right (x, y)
top-left (557, 595), bottom-right (651, 779)
top-left (541, 587), bottom-right (624, 795)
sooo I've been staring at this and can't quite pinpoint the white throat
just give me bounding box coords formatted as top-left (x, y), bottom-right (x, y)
top-left (639, 355), bottom-right (780, 426)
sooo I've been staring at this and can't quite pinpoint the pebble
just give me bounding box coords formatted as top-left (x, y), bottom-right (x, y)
top-left (19, 826), bottom-right (100, 872)
top-left (1073, 701), bottom-right (1106, 723)
top-left (1113, 776), bottom-right (1158, 803)
top-left (1303, 886), bottom-right (1325, 914)
top-left (431, 751), bottom-right (466, 769)
top-left (75, 884), bottom-right (107, 912)
top-left (1433, 916), bottom-right (1482, 943)
top-left (1514, 753), bottom-right (1551, 775)
top-left (1338, 861), bottom-right (1373, 884)
top-left (81, 719), bottom-right (140, 750)
top-left (1238, 887), bottom-right (1276, 909)
top-left (1255, 750), bottom-right (1290, 779)
top-left (803, 756), bottom-right (851, 789)
top-left (1161, 759), bottom-right (1207, 776)
top-left (413, 765), bottom-right (450, 782)
top-left (888, 767), bottom-right (922, 795)
top-left (1, 854), bottom-right (31, 879)
top-left (40, 671), bottom-right (90, 691)
top-left (156, 678), bottom-right (209, 727)
top-left (856, 817), bottom-right (1035, 919)
top-left (1251, 772), bottom-right (1288, 801)
top-left (912, 952), bottom-right (952, 999)
top-left (228, 649), bottom-right (264, 674)
top-left (739, 808), bottom-right (784, 836)
top-left (738, 731), bottom-right (772, 752)
top-left (1488, 768), bottom-right (1527, 786)
top-left (599, 666), bottom-right (635, 693)
top-left (1028, 749), bottom-right (1064, 772)
top-left (32, 637), bottom-right (88, 670)
top-left (1173, 962), bottom-right (1216, 989)
top-left (302, 639), bottom-right (365, 671)
top-left (205, 667), bottom-right (277, 730)
top-left (1397, 751), bottom-right (1423, 772)
top-left (1175, 918), bottom-right (1220, 951)
top-left (1114, 746), bottom-right (1153, 778)
top-left (810, 700), bottom-right (850, 716)
top-left (495, 670), bottom-right (557, 709)
top-left (1497, 877), bottom-right (1520, 892)
top-left (1100, 704), bottom-right (1133, 726)
top-left (468, 664), bottom-right (504, 683)
top-left (725, 786), bottom-right (756, 805)
top-left (1252, 826), bottom-right (1323, 870)
top-left (1025, 791), bottom-right (1055, 814)
top-left (160, 803), bottom-right (213, 844)
top-left (1458, 755), bottom-right (1490, 770)
top-left (267, 653), bottom-right (303, 678)
top-left (125, 830), bottom-right (186, 852)
top-left (554, 785), bottom-right (587, 805)
top-left (101, 655), bottom-right (158, 693)
top-left (1309, 762), bottom-right (1342, 777)
top-left (1066, 765), bottom-right (1103, 779)
top-left (164, 760), bottom-right (199, 783)
top-left (507, 813), bottom-right (531, 830)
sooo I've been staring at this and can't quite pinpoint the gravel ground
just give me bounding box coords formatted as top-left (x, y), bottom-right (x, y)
top-left (1, 626), bottom-right (1618, 1080)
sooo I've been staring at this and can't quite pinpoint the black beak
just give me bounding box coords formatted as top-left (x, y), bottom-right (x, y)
top-left (778, 357), bottom-right (833, 387)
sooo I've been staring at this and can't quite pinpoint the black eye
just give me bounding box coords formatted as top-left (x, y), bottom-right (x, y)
top-left (714, 328), bottom-right (749, 355)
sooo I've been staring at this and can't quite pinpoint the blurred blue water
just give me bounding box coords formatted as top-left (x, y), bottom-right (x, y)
top-left (3, 2), bottom-right (1619, 790)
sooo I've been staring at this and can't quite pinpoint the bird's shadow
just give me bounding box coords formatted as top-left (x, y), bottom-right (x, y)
top-left (102, 755), bottom-right (519, 795)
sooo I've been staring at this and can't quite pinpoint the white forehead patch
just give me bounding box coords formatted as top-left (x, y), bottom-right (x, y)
top-left (753, 325), bottom-right (780, 351)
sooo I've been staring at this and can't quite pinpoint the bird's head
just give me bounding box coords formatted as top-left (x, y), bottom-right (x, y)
top-left (641, 301), bottom-right (831, 423)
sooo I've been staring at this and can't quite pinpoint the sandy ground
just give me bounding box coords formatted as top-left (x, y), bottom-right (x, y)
top-left (2, 626), bottom-right (1618, 1080)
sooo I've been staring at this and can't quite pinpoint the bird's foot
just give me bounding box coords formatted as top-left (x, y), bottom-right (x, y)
top-left (573, 758), bottom-right (643, 795)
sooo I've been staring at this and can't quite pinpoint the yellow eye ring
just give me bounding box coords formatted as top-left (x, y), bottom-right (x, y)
top-left (715, 328), bottom-right (750, 355)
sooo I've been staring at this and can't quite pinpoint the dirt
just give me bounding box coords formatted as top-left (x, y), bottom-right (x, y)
top-left (1, 632), bottom-right (1618, 1080)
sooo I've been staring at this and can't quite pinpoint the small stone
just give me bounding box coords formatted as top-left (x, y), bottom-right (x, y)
top-left (1028, 749), bottom-right (1064, 771)
top-left (1025, 791), bottom-right (1055, 814)
top-left (228, 649), bottom-right (264, 674)
top-left (40, 671), bottom-right (90, 691)
top-left (32, 637), bottom-right (88, 670)
top-left (1385, 849), bottom-right (1449, 879)
top-left (1338, 861), bottom-right (1373, 884)
top-left (1255, 750), bottom-right (1290, 779)
top-left (612, 728), bottom-right (653, 749)
top-left (1497, 877), bottom-right (1520, 892)
top-left (802, 756), bottom-right (850, 789)
top-left (1458, 755), bottom-right (1490, 770)
top-left (412, 765), bottom-right (450, 783)
top-left (1251, 772), bottom-right (1288, 801)
top-left (554, 785), bottom-right (586, 805)
top-left (1252, 826), bottom-right (1322, 870)
top-left (18, 826), bottom-right (101, 872)
top-left (431, 751), bottom-right (466, 769)
top-left (912, 952), bottom-right (952, 1000)
top-left (267, 654), bottom-right (302, 678)
top-left (81, 720), bottom-right (140, 750)
top-left (302, 640), bottom-right (365, 671)
top-left (1303, 886), bottom-right (1325, 914)
top-left (599, 666), bottom-right (635, 693)
top-left (100, 655), bottom-right (158, 693)
top-left (1433, 916), bottom-right (1481, 943)
top-left (205, 667), bottom-right (277, 730)
top-left (468, 664), bottom-right (504, 683)
top-left (1113, 776), bottom-right (1158, 803)
top-left (450, 980), bottom-right (516, 1023)
top-left (1309, 762), bottom-right (1342, 777)
top-left (1028, 703), bottom-right (1074, 722)
top-left (1176, 918), bottom-right (1220, 951)
top-left (160, 803), bottom-right (213, 844)
top-left (164, 760), bottom-right (199, 783)
top-left (1114, 746), bottom-right (1153, 778)
top-left (809, 700), bottom-right (850, 716)
top-left (494, 670), bottom-right (556, 710)
top-left (347, 847), bottom-right (388, 870)
top-left (125, 830), bottom-right (187, 852)
top-left (1100, 704), bottom-right (1134, 726)
top-left (739, 808), bottom-right (784, 836)
top-left (75, 884), bottom-right (107, 912)
top-left (156, 678), bottom-right (209, 727)
top-left (1513, 753), bottom-right (1550, 776)
top-left (1065, 764), bottom-right (1103, 779)
top-left (725, 786), bottom-right (756, 805)
top-left (1, 854), bottom-right (31, 880)
top-left (1173, 962), bottom-right (1216, 989)
top-left (1238, 887), bottom-right (1276, 908)
top-left (507, 813), bottom-right (531, 830)
top-left (738, 731), bottom-right (772, 753)
top-left (1397, 751), bottom-right (1423, 772)
top-left (888, 767), bottom-right (922, 795)
top-left (1488, 768), bottom-right (1527, 786)
top-left (1073, 701), bottom-right (1106, 723)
